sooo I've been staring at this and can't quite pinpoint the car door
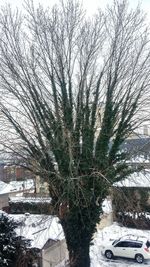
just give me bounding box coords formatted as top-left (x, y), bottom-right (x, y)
top-left (125, 241), bottom-right (143, 258)
top-left (113, 241), bottom-right (129, 258)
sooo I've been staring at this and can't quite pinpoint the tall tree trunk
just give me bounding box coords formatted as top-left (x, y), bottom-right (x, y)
top-left (60, 204), bottom-right (100, 267)
top-left (69, 245), bottom-right (90, 267)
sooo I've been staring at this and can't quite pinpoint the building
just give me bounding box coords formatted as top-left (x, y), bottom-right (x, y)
top-left (112, 170), bottom-right (150, 229)
top-left (0, 179), bottom-right (35, 211)
top-left (11, 214), bottom-right (68, 267)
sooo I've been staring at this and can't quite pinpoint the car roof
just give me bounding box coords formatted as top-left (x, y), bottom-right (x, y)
top-left (119, 235), bottom-right (147, 242)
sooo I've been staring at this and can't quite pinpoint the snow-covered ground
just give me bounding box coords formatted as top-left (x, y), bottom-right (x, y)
top-left (90, 223), bottom-right (150, 266)
top-left (58, 222), bottom-right (150, 266)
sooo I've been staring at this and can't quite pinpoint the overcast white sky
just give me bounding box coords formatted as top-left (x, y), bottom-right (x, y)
top-left (2, 0), bottom-right (150, 16)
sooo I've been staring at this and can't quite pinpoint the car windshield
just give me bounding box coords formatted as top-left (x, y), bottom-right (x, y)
top-left (112, 239), bottom-right (120, 246)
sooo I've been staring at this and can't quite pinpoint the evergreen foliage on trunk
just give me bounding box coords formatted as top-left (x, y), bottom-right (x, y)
top-left (0, 1), bottom-right (150, 266)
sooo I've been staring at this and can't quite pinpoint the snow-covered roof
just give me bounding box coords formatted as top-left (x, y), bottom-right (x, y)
top-left (9, 197), bottom-right (52, 203)
top-left (0, 179), bottom-right (35, 195)
top-left (126, 155), bottom-right (150, 163)
top-left (113, 170), bottom-right (150, 188)
top-left (10, 179), bottom-right (34, 191)
top-left (0, 181), bottom-right (14, 194)
top-left (120, 137), bottom-right (150, 158)
top-left (11, 214), bottom-right (64, 249)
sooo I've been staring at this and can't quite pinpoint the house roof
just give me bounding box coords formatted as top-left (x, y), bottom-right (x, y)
top-left (113, 170), bottom-right (150, 188)
top-left (9, 179), bottom-right (34, 191)
top-left (0, 181), bottom-right (14, 194)
top-left (0, 179), bottom-right (34, 195)
top-left (121, 137), bottom-right (150, 158)
top-left (11, 214), bottom-right (64, 250)
top-left (9, 197), bottom-right (52, 203)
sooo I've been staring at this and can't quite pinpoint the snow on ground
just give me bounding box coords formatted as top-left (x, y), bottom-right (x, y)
top-left (90, 223), bottom-right (150, 267)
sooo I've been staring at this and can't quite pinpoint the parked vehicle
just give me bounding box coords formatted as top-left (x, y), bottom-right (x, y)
top-left (102, 235), bottom-right (150, 263)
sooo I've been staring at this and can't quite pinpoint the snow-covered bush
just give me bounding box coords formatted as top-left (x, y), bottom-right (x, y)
top-left (0, 212), bottom-right (30, 267)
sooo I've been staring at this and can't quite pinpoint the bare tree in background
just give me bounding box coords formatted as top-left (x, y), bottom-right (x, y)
top-left (0, 0), bottom-right (150, 266)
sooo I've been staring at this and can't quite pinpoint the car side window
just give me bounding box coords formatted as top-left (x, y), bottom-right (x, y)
top-left (115, 241), bottom-right (128, 247)
top-left (114, 240), bottom-right (143, 248)
top-left (133, 242), bottom-right (142, 248)
top-left (125, 242), bottom-right (142, 248)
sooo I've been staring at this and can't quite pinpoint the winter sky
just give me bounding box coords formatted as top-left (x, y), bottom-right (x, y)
top-left (2, 0), bottom-right (150, 17)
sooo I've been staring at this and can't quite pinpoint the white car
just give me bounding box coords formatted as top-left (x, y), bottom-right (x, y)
top-left (102, 235), bottom-right (150, 263)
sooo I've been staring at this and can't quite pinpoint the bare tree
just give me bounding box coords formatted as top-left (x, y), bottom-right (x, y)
top-left (0, 0), bottom-right (150, 266)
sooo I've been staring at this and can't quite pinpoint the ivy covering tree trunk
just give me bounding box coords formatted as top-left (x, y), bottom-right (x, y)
top-left (60, 202), bottom-right (100, 267)
top-left (0, 1), bottom-right (150, 266)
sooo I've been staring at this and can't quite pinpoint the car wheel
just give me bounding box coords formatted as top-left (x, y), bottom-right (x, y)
top-left (135, 254), bottom-right (144, 263)
top-left (105, 250), bottom-right (114, 259)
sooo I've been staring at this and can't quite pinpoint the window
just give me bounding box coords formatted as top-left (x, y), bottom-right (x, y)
top-left (115, 241), bottom-right (142, 248)
top-left (128, 242), bottom-right (142, 248)
top-left (115, 241), bottom-right (128, 247)
top-left (112, 239), bottom-right (120, 246)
